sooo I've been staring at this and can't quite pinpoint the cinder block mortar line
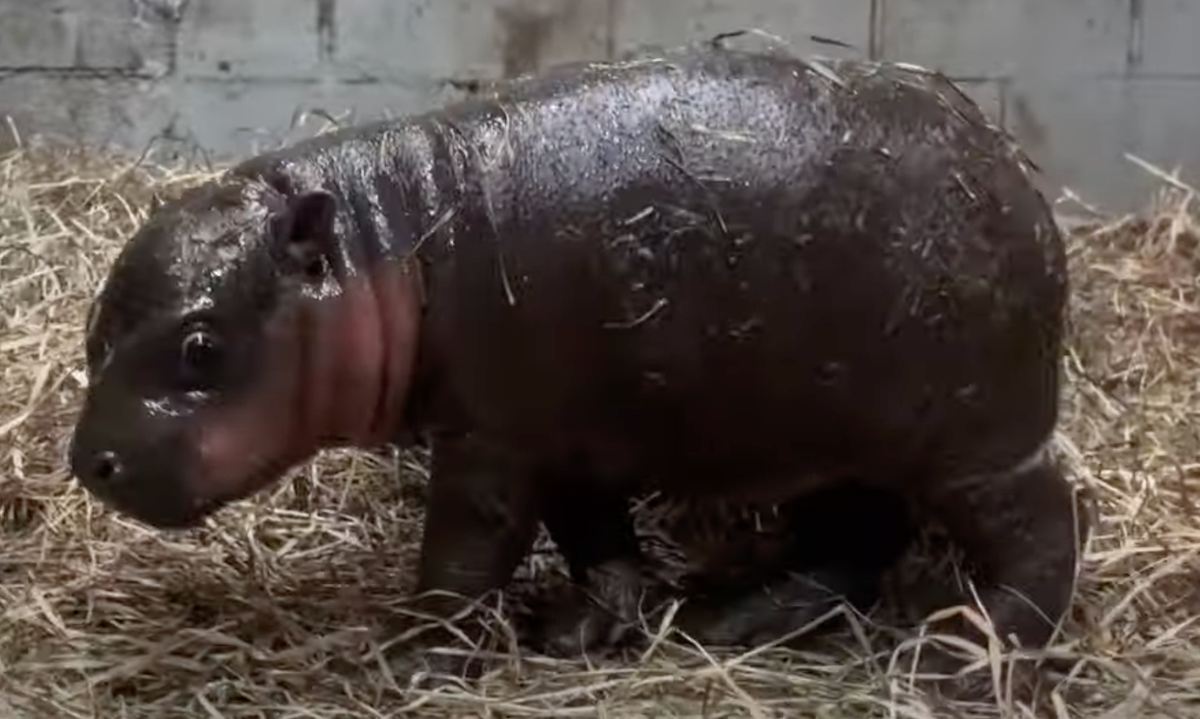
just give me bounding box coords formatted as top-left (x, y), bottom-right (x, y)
top-left (605, 0), bottom-right (617, 60)
top-left (316, 0), bottom-right (336, 65)
top-left (869, 0), bottom-right (883, 59)
top-left (0, 66), bottom-right (156, 79)
top-left (1127, 0), bottom-right (1144, 73)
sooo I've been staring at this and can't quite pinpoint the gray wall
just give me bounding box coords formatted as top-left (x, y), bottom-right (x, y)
top-left (0, 0), bottom-right (1196, 211)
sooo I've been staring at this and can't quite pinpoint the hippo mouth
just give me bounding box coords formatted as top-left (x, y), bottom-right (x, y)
top-left (157, 494), bottom-right (227, 531)
top-left (185, 387), bottom-right (325, 522)
top-left (177, 459), bottom-right (301, 528)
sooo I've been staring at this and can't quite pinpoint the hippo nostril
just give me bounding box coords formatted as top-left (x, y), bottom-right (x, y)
top-left (93, 451), bottom-right (122, 483)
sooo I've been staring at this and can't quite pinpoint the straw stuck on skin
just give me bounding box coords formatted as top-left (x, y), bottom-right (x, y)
top-left (0, 133), bottom-right (1198, 719)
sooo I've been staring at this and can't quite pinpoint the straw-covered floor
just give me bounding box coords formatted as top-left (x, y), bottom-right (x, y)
top-left (1, 132), bottom-right (1198, 719)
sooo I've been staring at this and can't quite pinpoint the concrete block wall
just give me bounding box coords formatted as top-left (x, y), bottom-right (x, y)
top-left (0, 0), bottom-right (1197, 211)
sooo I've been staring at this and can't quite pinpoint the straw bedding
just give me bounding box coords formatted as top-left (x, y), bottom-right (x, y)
top-left (0, 132), bottom-right (1198, 718)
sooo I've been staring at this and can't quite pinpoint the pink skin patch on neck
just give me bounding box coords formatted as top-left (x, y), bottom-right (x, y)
top-left (191, 257), bottom-right (422, 509)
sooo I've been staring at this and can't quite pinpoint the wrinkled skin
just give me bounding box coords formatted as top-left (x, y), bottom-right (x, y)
top-left (70, 43), bottom-right (1085, 687)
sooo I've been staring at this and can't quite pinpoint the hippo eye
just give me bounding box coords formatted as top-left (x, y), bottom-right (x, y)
top-left (180, 329), bottom-right (223, 382)
top-left (304, 255), bottom-right (327, 280)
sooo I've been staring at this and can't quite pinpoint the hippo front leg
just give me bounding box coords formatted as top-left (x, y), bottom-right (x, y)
top-left (407, 431), bottom-right (541, 678)
top-left (917, 445), bottom-right (1087, 671)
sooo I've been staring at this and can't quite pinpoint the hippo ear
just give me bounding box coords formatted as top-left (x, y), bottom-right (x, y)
top-left (277, 189), bottom-right (338, 282)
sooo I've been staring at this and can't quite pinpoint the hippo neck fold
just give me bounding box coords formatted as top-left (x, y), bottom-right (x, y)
top-left (229, 123), bottom-right (442, 449)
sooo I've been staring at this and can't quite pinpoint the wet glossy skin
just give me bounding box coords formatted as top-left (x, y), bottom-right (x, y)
top-left (71, 168), bottom-right (421, 528)
top-left (70, 45), bottom-right (1084, 676)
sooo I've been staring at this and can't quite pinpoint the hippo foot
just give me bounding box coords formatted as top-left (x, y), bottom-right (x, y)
top-left (894, 636), bottom-right (1049, 705)
top-left (387, 646), bottom-right (483, 691)
top-left (674, 565), bottom-right (882, 649)
top-left (377, 606), bottom-right (494, 691)
top-left (527, 559), bottom-right (647, 658)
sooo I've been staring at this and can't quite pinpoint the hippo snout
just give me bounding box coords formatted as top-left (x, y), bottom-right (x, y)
top-left (69, 409), bottom-right (210, 530)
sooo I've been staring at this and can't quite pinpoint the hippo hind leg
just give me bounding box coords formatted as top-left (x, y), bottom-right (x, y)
top-left (676, 479), bottom-right (917, 648)
top-left (917, 441), bottom-right (1086, 666)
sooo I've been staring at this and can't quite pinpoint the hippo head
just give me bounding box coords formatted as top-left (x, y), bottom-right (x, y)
top-left (69, 175), bottom-right (419, 529)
